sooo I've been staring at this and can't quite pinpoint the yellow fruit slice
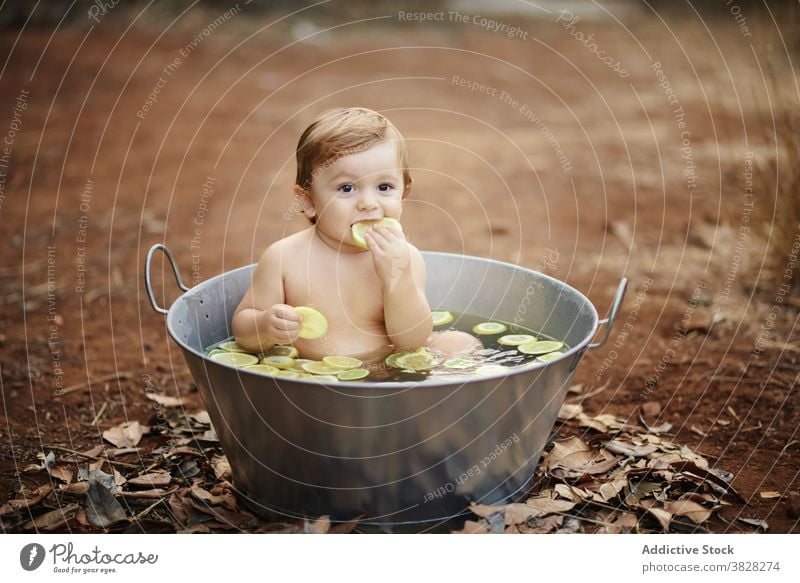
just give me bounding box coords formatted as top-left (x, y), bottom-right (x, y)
top-left (474, 364), bottom-right (509, 376)
top-left (444, 358), bottom-right (475, 369)
top-left (472, 322), bottom-right (508, 335)
top-left (351, 217), bottom-right (403, 249)
top-left (265, 345), bottom-right (299, 359)
top-left (207, 348), bottom-right (225, 357)
top-left (217, 340), bottom-right (249, 353)
top-left (210, 351), bottom-right (259, 367)
top-left (322, 355), bottom-right (363, 370)
top-left (261, 355), bottom-right (295, 369)
top-left (293, 306), bottom-right (328, 339)
top-left (305, 374), bottom-right (340, 383)
top-left (518, 340), bottom-right (565, 355)
top-left (431, 310), bottom-right (454, 326)
top-left (497, 334), bottom-right (536, 346)
top-left (301, 361), bottom-right (341, 375)
top-left (337, 368), bottom-right (370, 381)
top-left (395, 348), bottom-right (437, 371)
top-left (536, 351), bottom-right (564, 362)
top-left (242, 364), bottom-right (282, 376)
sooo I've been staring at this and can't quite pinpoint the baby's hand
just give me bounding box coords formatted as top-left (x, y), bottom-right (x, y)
top-left (364, 224), bottom-right (411, 290)
top-left (261, 304), bottom-right (303, 345)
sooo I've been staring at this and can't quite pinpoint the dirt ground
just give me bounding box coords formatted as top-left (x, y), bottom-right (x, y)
top-left (0, 3), bottom-right (797, 533)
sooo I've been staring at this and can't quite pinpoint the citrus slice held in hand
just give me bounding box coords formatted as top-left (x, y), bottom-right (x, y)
top-left (472, 322), bottom-right (508, 335)
top-left (293, 306), bottom-right (328, 339)
top-left (322, 355), bottom-right (363, 370)
top-left (518, 340), bottom-right (565, 355)
top-left (498, 334), bottom-right (536, 346)
top-left (351, 217), bottom-right (403, 249)
top-left (210, 351), bottom-right (259, 367)
top-left (431, 310), bottom-right (454, 327)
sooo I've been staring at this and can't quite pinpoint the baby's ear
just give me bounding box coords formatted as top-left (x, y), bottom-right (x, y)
top-left (293, 184), bottom-right (316, 220)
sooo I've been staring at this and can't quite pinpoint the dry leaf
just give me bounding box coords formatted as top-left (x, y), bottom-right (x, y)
top-left (51, 466), bottom-right (74, 484)
top-left (545, 436), bottom-right (593, 471)
top-left (557, 402), bottom-right (583, 420)
top-left (23, 504), bottom-right (79, 530)
top-left (146, 393), bottom-right (183, 407)
top-left (759, 491), bottom-right (781, 499)
top-left (664, 499), bottom-right (711, 524)
top-left (523, 497), bottom-right (575, 517)
top-left (641, 500), bottom-right (672, 531)
top-left (554, 483), bottom-right (588, 502)
top-left (211, 455), bottom-right (231, 481)
top-left (605, 440), bottom-right (658, 458)
top-left (738, 517), bottom-right (768, 531)
top-left (102, 421), bottom-right (145, 448)
top-left (85, 475), bottom-right (126, 527)
top-left (304, 515), bottom-right (331, 534)
top-left (128, 472), bottom-right (171, 489)
top-left (0, 485), bottom-right (53, 516)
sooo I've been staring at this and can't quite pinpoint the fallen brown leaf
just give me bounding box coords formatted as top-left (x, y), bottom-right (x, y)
top-left (664, 499), bottom-right (711, 524)
top-left (102, 421), bottom-right (146, 448)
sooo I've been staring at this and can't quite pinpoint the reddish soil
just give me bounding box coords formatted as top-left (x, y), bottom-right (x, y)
top-left (0, 6), bottom-right (797, 532)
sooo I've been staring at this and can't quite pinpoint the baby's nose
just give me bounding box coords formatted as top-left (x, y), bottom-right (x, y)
top-left (357, 195), bottom-right (379, 210)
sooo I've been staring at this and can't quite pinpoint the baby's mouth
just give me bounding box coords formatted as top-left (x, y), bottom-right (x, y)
top-left (351, 217), bottom-right (383, 227)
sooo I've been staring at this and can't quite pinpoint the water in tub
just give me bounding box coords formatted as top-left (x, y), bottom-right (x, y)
top-left (204, 310), bottom-right (570, 383)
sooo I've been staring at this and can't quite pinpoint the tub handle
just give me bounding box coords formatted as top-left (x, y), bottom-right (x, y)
top-left (145, 244), bottom-right (189, 315)
top-left (588, 277), bottom-right (628, 350)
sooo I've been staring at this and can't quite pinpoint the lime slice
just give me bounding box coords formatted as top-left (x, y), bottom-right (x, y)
top-left (518, 340), bottom-right (565, 355)
top-left (432, 310), bottom-right (454, 327)
top-left (301, 361), bottom-right (341, 375)
top-left (265, 345), bottom-right (299, 359)
top-left (210, 351), bottom-right (259, 367)
top-left (536, 351), bottom-right (564, 362)
top-left (217, 340), bottom-right (249, 353)
top-left (444, 358), bottom-right (475, 369)
top-left (305, 374), bottom-right (340, 383)
top-left (498, 334), bottom-right (536, 346)
top-left (261, 355), bottom-right (295, 369)
top-left (322, 355), bottom-right (363, 370)
top-left (385, 353), bottom-right (404, 368)
top-left (294, 306), bottom-right (328, 339)
top-left (207, 348), bottom-right (225, 357)
top-left (242, 364), bottom-right (282, 376)
top-left (395, 349), bottom-right (438, 371)
top-left (275, 370), bottom-right (304, 379)
top-left (472, 322), bottom-right (508, 335)
top-left (337, 368), bottom-right (370, 381)
top-left (474, 364), bottom-right (509, 376)
top-left (351, 217), bottom-right (403, 249)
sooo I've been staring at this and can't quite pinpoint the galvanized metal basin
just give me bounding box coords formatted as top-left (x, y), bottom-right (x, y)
top-left (145, 244), bottom-right (626, 525)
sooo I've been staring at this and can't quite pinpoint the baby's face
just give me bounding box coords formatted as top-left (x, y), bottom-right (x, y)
top-left (299, 140), bottom-right (405, 251)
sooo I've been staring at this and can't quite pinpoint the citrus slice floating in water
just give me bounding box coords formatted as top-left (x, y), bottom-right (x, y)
top-left (242, 364), bottom-right (281, 375)
top-left (261, 355), bottom-right (295, 369)
top-left (497, 334), bottom-right (536, 346)
top-left (322, 355), bottom-right (363, 370)
top-left (431, 310), bottom-right (454, 326)
top-left (210, 351), bottom-right (259, 367)
top-left (474, 364), bottom-right (509, 376)
top-left (305, 374), bottom-right (340, 383)
top-left (518, 340), bottom-right (565, 355)
top-left (337, 368), bottom-right (370, 381)
top-left (217, 340), bottom-right (249, 353)
top-left (207, 348), bottom-right (225, 357)
top-left (536, 351), bottom-right (564, 363)
top-left (293, 306), bottom-right (328, 339)
top-left (444, 357), bottom-right (475, 369)
top-left (351, 217), bottom-right (402, 249)
top-left (301, 361), bottom-right (340, 375)
top-left (472, 322), bottom-right (508, 335)
top-left (385, 352), bottom-right (404, 368)
top-left (265, 345), bottom-right (299, 359)
top-left (395, 348), bottom-right (438, 371)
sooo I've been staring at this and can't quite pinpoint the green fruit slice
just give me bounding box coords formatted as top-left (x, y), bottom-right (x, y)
top-left (472, 322), bottom-right (508, 335)
top-left (305, 374), bottom-right (340, 383)
top-left (217, 340), bottom-right (249, 353)
top-left (242, 364), bottom-right (282, 375)
top-left (301, 361), bottom-right (341, 375)
top-left (431, 310), bottom-right (454, 326)
top-left (265, 345), bottom-right (299, 359)
top-left (351, 217), bottom-right (403, 249)
top-left (395, 349), bottom-right (437, 371)
top-left (293, 306), bottom-right (328, 339)
top-left (536, 351), bottom-right (564, 362)
top-left (518, 340), bottom-right (565, 355)
top-left (210, 351), bottom-right (259, 367)
top-left (474, 364), bottom-right (509, 376)
top-left (497, 334), bottom-right (536, 346)
top-left (444, 358), bottom-right (475, 369)
top-left (385, 353), bottom-right (404, 368)
top-left (322, 355), bottom-right (363, 370)
top-left (337, 368), bottom-right (370, 381)
top-left (261, 355), bottom-right (295, 369)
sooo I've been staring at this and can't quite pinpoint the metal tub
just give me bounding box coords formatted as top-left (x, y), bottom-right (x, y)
top-left (145, 244), bottom-right (627, 525)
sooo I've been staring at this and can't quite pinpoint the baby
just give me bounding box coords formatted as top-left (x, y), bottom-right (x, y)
top-left (232, 107), bottom-right (480, 365)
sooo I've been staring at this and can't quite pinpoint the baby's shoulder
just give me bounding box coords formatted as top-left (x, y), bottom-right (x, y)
top-left (257, 229), bottom-right (312, 264)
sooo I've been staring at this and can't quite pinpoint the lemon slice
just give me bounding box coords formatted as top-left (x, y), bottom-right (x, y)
top-left (305, 374), bottom-right (340, 383)
top-left (275, 370), bottom-right (304, 379)
top-left (207, 348), bottom-right (225, 357)
top-left (444, 358), bottom-right (475, 369)
top-left (351, 217), bottom-right (403, 249)
top-left (217, 340), bottom-right (249, 353)
top-left (431, 310), bottom-right (454, 326)
top-left (472, 322), bottom-right (508, 335)
top-left (498, 334), bottom-right (536, 346)
top-left (261, 355), bottom-right (295, 369)
top-left (301, 361), bottom-right (340, 375)
top-left (242, 364), bottom-right (281, 375)
top-left (265, 345), bottom-right (299, 359)
top-left (322, 355), bottom-right (363, 370)
top-left (536, 351), bottom-right (564, 362)
top-left (293, 306), bottom-right (328, 339)
top-left (210, 351), bottom-right (259, 367)
top-left (395, 348), bottom-right (438, 371)
top-left (474, 364), bottom-right (509, 376)
top-left (337, 368), bottom-right (370, 380)
top-left (518, 340), bottom-right (565, 355)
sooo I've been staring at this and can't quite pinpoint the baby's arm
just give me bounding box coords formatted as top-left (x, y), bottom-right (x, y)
top-left (231, 243), bottom-right (302, 353)
top-left (377, 239), bottom-right (433, 351)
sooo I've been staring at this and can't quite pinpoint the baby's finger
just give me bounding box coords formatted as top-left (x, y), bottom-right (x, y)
top-left (365, 229), bottom-right (387, 249)
top-left (275, 305), bottom-right (303, 322)
top-left (273, 314), bottom-right (299, 331)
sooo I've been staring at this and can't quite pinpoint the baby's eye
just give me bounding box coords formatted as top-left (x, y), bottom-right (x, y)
top-left (378, 183), bottom-right (394, 193)
top-left (338, 183), bottom-right (355, 194)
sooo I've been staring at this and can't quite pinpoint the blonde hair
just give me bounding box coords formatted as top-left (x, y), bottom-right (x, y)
top-left (295, 108), bottom-right (412, 223)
